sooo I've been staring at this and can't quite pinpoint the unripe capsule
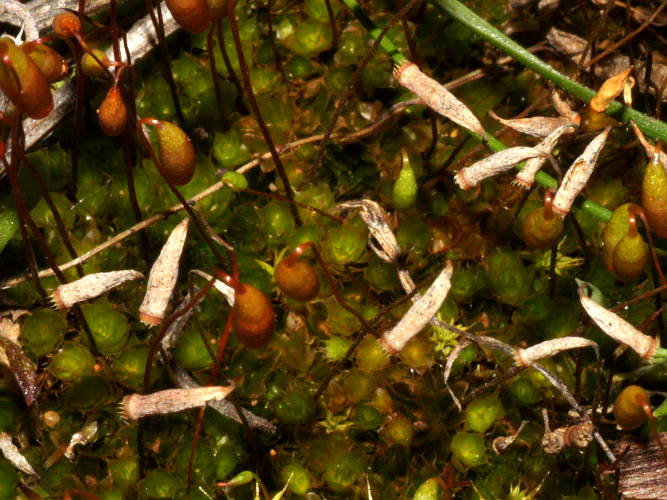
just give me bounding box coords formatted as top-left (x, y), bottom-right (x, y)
top-left (521, 191), bottom-right (563, 249)
top-left (81, 49), bottom-right (109, 78)
top-left (0, 37), bottom-right (53, 119)
top-left (614, 385), bottom-right (650, 430)
top-left (642, 159), bottom-right (667, 238)
top-left (165, 0), bottom-right (211, 33)
top-left (275, 244), bottom-right (320, 301)
top-left (98, 86), bottom-right (128, 136)
top-left (21, 43), bottom-right (67, 83)
top-left (392, 150), bottom-right (417, 210)
top-left (611, 230), bottom-right (647, 282)
top-left (151, 120), bottom-right (196, 185)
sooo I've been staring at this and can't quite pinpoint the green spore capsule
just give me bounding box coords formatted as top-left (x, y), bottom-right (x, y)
top-left (21, 308), bottom-right (66, 356)
top-left (273, 389), bottom-right (315, 425)
top-left (642, 159), bottom-right (667, 238)
top-left (175, 444), bottom-right (215, 480)
top-left (81, 300), bottom-right (129, 354)
top-left (48, 342), bottom-right (95, 382)
top-left (464, 394), bottom-right (505, 433)
top-left (139, 469), bottom-right (181, 498)
top-left (281, 462), bottom-right (312, 495)
top-left (109, 456), bottom-right (140, 490)
top-left (602, 203), bottom-right (633, 270)
top-left (381, 415), bottom-right (414, 447)
top-left (305, 0), bottom-right (341, 22)
top-left (450, 431), bottom-right (487, 468)
top-left (392, 150), bottom-right (418, 210)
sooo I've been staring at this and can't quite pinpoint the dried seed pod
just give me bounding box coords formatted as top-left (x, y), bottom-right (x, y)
top-left (552, 127), bottom-right (610, 217)
top-left (0, 37), bottom-right (53, 119)
top-left (550, 89), bottom-right (580, 125)
top-left (230, 282), bottom-right (276, 348)
top-left (394, 61), bottom-right (486, 138)
top-left (52, 12), bottom-right (82, 37)
top-left (513, 124), bottom-right (574, 189)
top-left (20, 42), bottom-right (67, 83)
top-left (51, 270), bottom-right (143, 309)
top-left (614, 385), bottom-right (650, 431)
top-left (513, 336), bottom-right (598, 366)
top-left (139, 218), bottom-right (189, 326)
top-left (454, 146), bottom-right (545, 190)
top-left (154, 120), bottom-right (196, 185)
top-left (562, 420), bottom-right (593, 448)
top-left (590, 67), bottom-right (633, 112)
top-left (165, 0), bottom-right (211, 33)
top-left (642, 157), bottom-right (667, 238)
top-left (120, 385), bottom-right (234, 420)
top-left (380, 261), bottom-right (453, 353)
top-left (98, 85), bottom-right (128, 136)
top-left (275, 246), bottom-right (320, 301)
top-left (579, 290), bottom-right (659, 360)
top-left (542, 427), bottom-right (566, 454)
top-left (489, 110), bottom-right (574, 138)
top-left (521, 190), bottom-right (563, 249)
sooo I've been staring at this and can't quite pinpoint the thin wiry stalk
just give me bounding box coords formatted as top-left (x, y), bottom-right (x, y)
top-left (206, 25), bottom-right (230, 129)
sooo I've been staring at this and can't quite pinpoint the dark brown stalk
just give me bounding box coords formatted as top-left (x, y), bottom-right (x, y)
top-left (144, 0), bottom-right (185, 124)
top-left (226, 0), bottom-right (300, 224)
top-left (18, 151), bottom-right (84, 277)
top-left (216, 18), bottom-right (246, 113)
top-left (315, 0), bottom-right (420, 169)
top-left (206, 25), bottom-right (230, 128)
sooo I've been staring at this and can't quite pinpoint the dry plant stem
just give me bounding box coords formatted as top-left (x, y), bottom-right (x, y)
top-left (145, 0), bottom-right (184, 124)
top-left (586, 0), bottom-right (667, 68)
top-left (206, 25), bottom-right (229, 128)
top-left (227, 0), bottom-right (299, 224)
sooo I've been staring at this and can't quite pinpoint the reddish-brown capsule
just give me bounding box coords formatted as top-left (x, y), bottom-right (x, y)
top-left (231, 282), bottom-right (276, 348)
top-left (21, 43), bottom-right (67, 83)
top-left (154, 120), bottom-right (196, 185)
top-left (52, 12), bottom-right (82, 38)
top-left (97, 86), bottom-right (127, 137)
top-left (165, 0), bottom-right (211, 33)
top-left (275, 246), bottom-right (320, 301)
top-left (0, 38), bottom-right (53, 119)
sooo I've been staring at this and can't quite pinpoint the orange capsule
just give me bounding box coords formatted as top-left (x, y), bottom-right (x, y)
top-left (52, 12), bottom-right (82, 38)
top-left (614, 385), bottom-right (649, 431)
top-left (21, 43), bottom-right (68, 83)
top-left (97, 86), bottom-right (127, 136)
top-left (0, 38), bottom-right (53, 119)
top-left (275, 246), bottom-right (320, 301)
top-left (231, 282), bottom-right (275, 348)
top-left (155, 121), bottom-right (196, 185)
top-left (165, 0), bottom-right (211, 33)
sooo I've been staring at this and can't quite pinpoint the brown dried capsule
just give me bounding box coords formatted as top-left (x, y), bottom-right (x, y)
top-left (21, 43), bottom-right (67, 83)
top-left (231, 282), bottom-right (276, 348)
top-left (275, 244), bottom-right (320, 301)
top-left (98, 85), bottom-right (128, 136)
top-left (52, 12), bottom-right (82, 38)
top-left (165, 0), bottom-right (211, 34)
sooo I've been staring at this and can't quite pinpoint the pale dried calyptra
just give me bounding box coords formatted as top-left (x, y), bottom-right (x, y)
top-left (337, 200), bottom-right (401, 263)
top-left (394, 61), bottom-right (486, 138)
top-left (552, 127), bottom-right (610, 217)
top-left (514, 336), bottom-right (599, 366)
top-left (579, 290), bottom-right (659, 360)
top-left (51, 270), bottom-right (143, 309)
top-left (139, 218), bottom-right (189, 326)
top-left (380, 261), bottom-right (453, 353)
top-left (0, 432), bottom-right (38, 476)
top-left (513, 124), bottom-right (575, 189)
top-left (454, 147), bottom-right (546, 190)
top-left (65, 421), bottom-right (98, 459)
top-left (489, 110), bottom-right (575, 138)
top-left (120, 385), bottom-right (235, 421)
